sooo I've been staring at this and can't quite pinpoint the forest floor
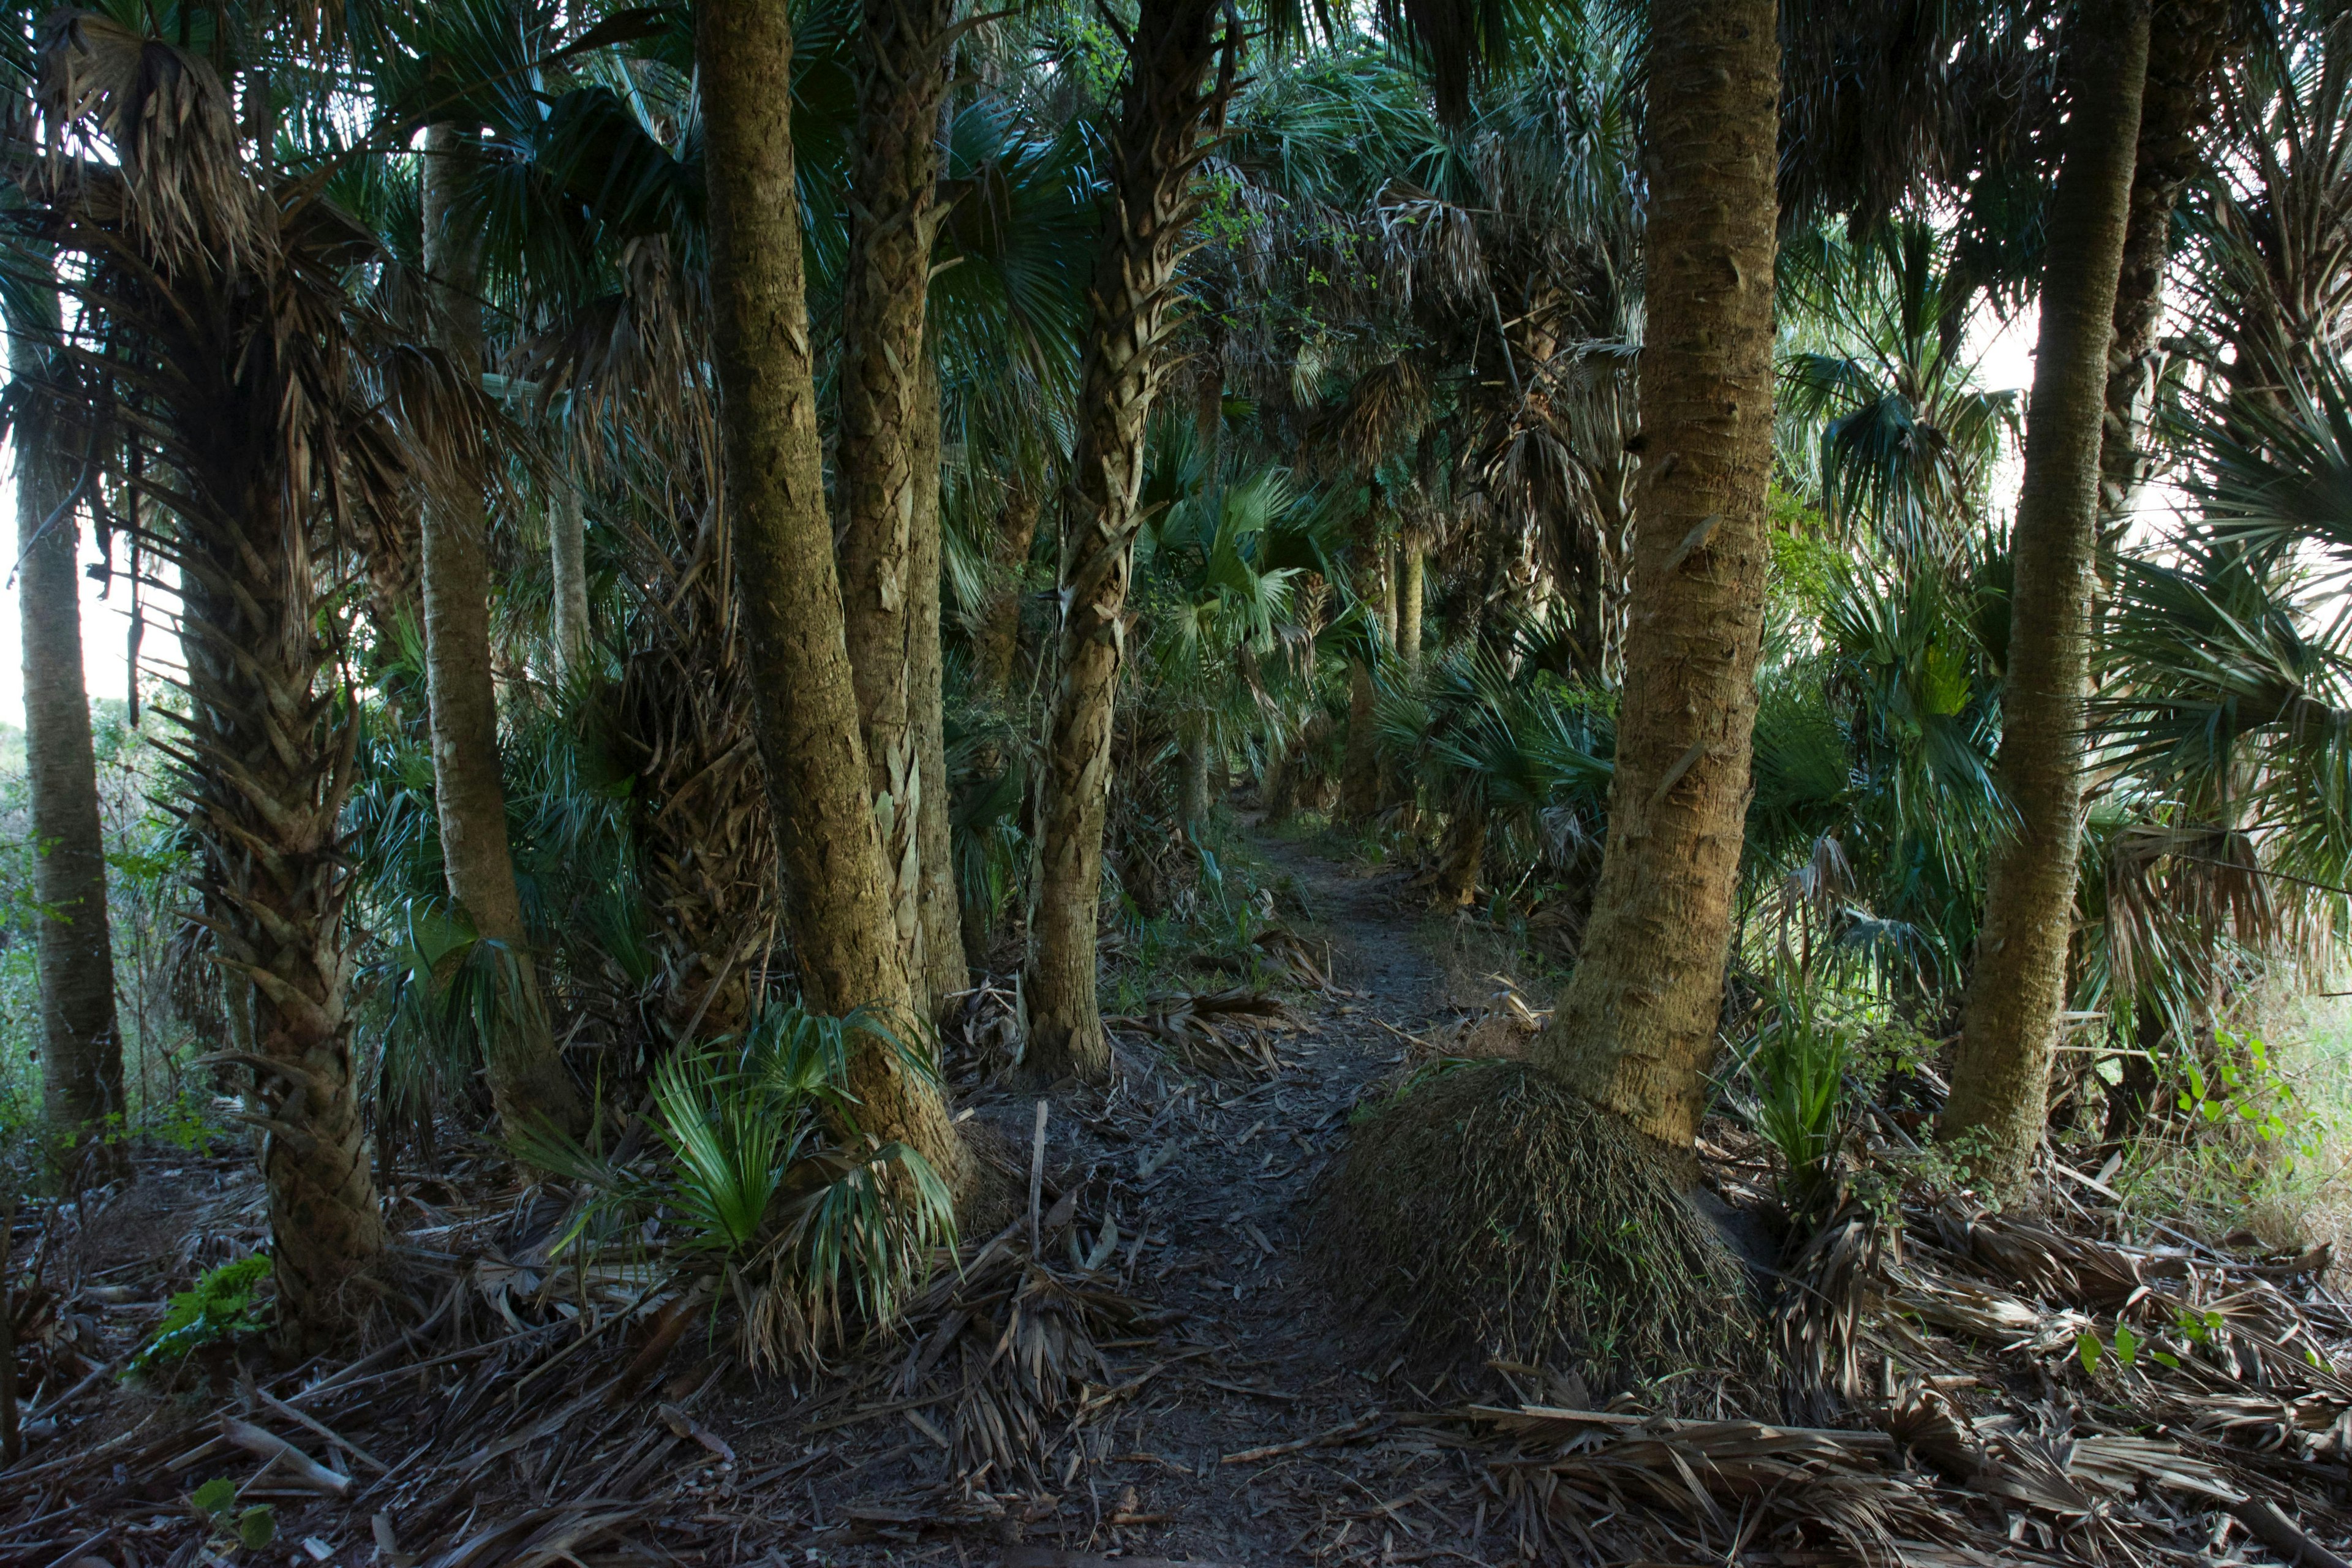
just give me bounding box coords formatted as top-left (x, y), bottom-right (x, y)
top-left (11, 827), bottom-right (2352, 1567)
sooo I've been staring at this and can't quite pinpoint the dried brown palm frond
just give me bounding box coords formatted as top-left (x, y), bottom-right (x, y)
top-left (1779, 1197), bottom-right (1898, 1424)
top-left (1109, 987), bottom-right (1309, 1078)
top-left (1471, 1403), bottom-right (1972, 1566)
top-left (892, 1200), bottom-right (1159, 1482)
top-left (31, 10), bottom-right (258, 268)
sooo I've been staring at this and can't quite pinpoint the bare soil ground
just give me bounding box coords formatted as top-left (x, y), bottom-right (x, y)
top-left (14, 830), bottom-right (2352, 1568)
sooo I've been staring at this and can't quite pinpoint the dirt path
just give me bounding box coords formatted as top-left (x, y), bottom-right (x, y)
top-left (742, 829), bottom-right (1510, 1566)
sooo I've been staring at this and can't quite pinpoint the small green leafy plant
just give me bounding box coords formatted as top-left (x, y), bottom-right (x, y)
top-left (1747, 985), bottom-right (1854, 1222)
top-left (189, 1477), bottom-right (274, 1549)
top-left (129, 1255), bottom-right (271, 1373)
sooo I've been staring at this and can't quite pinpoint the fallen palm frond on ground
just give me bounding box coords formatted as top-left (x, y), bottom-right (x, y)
top-left (1109, 987), bottom-right (1312, 1077)
top-left (1439, 1134), bottom-right (2352, 1566)
top-left (892, 1197), bottom-right (1168, 1483)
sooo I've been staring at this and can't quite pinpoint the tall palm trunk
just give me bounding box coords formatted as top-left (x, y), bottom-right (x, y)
top-left (551, 480), bottom-right (590, 678)
top-left (1943, 1), bottom-right (2152, 1197)
top-left (1023, 0), bottom-right (1232, 1081)
top-left (837, 0), bottom-right (957, 1018)
top-left (418, 126), bottom-right (586, 1139)
top-left (13, 344), bottom-right (123, 1178)
top-left (1398, 537), bottom-right (1424, 671)
top-left (910, 356), bottom-right (967, 1013)
top-left (2098, 2), bottom-right (2230, 548)
top-left (176, 337), bottom-right (383, 1343)
top-left (1527, 0), bottom-right (1779, 1158)
top-left (977, 475), bottom-right (1041, 697)
top-left (696, 0), bottom-right (965, 1191)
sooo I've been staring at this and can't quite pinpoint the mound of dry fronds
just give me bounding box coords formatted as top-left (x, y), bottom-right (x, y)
top-left (1312, 1058), bottom-right (1762, 1393)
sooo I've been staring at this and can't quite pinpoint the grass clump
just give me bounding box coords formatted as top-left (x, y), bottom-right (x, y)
top-left (1314, 1059), bottom-right (1761, 1396)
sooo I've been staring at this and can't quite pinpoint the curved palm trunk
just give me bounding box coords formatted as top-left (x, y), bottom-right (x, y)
top-left (1023, 0), bottom-right (1232, 1082)
top-left (13, 354), bottom-right (124, 1179)
top-left (1528, 0), bottom-right (1779, 1160)
top-left (837, 0), bottom-right (956, 1019)
top-left (1943, 1), bottom-right (2152, 1198)
top-left (418, 126), bottom-right (586, 1140)
top-left (697, 0), bottom-right (965, 1191)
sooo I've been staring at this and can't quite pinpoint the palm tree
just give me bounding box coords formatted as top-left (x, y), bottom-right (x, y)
top-left (417, 121), bottom-right (587, 1140)
top-left (1942, 0), bottom-right (2152, 1197)
top-left (15, 9), bottom-right (394, 1337)
top-left (694, 0), bottom-right (967, 1190)
top-left (1023, 0), bottom-right (1239, 1080)
top-left (835, 0), bottom-right (962, 1018)
top-left (8, 313), bottom-right (124, 1180)
top-left (1521, 0), bottom-right (1782, 1156)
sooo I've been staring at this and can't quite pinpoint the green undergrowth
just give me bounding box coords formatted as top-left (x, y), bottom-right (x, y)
top-left (1312, 1058), bottom-right (1763, 1402)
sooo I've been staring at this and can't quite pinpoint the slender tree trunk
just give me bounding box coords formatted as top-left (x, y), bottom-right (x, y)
top-left (551, 480), bottom-right (590, 678)
top-left (1341, 513), bottom-right (1384, 821)
top-left (2098, 1), bottom-right (2229, 552)
top-left (1399, 533), bottom-right (1425, 671)
top-left (13, 347), bottom-right (123, 1179)
top-left (1433, 802), bottom-right (1486, 907)
top-left (837, 0), bottom-right (956, 1019)
top-left (696, 0), bottom-right (965, 1191)
top-left (418, 126), bottom-right (586, 1140)
top-left (911, 356), bottom-right (967, 1014)
top-left (1023, 0), bottom-right (1232, 1082)
top-left (1178, 725), bottom-right (1213, 835)
top-left (1376, 537), bottom-right (1400, 649)
top-left (1528, 0), bottom-right (1780, 1159)
top-left (1943, 1), bottom-right (2151, 1198)
top-left (978, 476), bottom-right (1041, 698)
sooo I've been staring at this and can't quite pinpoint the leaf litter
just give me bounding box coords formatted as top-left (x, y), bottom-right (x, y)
top-left (7, 840), bottom-right (2352, 1566)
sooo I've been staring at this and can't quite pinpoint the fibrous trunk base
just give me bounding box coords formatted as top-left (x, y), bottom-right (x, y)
top-left (1313, 1060), bottom-right (1760, 1397)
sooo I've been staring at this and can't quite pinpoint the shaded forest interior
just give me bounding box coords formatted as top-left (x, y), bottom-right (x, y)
top-left (9, 0), bottom-right (2352, 1564)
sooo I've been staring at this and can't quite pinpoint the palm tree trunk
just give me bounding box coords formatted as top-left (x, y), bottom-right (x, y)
top-left (836, 0), bottom-right (956, 1019)
top-left (1399, 538), bottom-right (1423, 671)
top-left (1943, 1), bottom-right (2151, 1199)
top-left (1527, 0), bottom-right (1781, 1160)
top-left (911, 356), bottom-right (967, 1015)
top-left (12, 347), bottom-right (123, 1179)
top-left (2098, 1), bottom-right (2231, 549)
top-left (551, 480), bottom-right (590, 678)
top-left (1023, 0), bottom-right (1233, 1082)
top-left (418, 126), bottom-right (586, 1140)
top-left (178, 369), bottom-right (383, 1344)
top-left (696, 0), bottom-right (965, 1191)
top-left (978, 476), bottom-right (1040, 698)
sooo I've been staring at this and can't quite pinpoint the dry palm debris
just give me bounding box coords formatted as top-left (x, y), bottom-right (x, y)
top-left (892, 1188), bottom-right (1174, 1483)
top-left (1109, 987), bottom-right (1311, 1077)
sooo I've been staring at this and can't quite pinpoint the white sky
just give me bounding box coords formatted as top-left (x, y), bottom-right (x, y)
top-left (0, 447), bottom-right (183, 731)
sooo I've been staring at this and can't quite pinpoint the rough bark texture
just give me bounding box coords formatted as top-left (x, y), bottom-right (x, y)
top-left (1943, 2), bottom-right (2151, 1199)
top-left (977, 476), bottom-right (1041, 698)
top-left (14, 353), bottom-right (124, 1178)
top-left (173, 318), bottom-right (383, 1343)
top-left (697, 0), bottom-right (965, 1191)
top-left (1398, 537), bottom-right (1425, 673)
top-left (911, 357), bottom-right (967, 1016)
top-left (1023, 0), bottom-right (1230, 1082)
top-left (1528, 0), bottom-right (1780, 1157)
top-left (419, 125), bottom-right (586, 1139)
top-left (551, 481), bottom-right (590, 678)
top-left (837, 0), bottom-right (956, 1017)
top-left (615, 499), bottom-right (777, 1048)
top-left (2098, 0), bottom-right (2230, 549)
